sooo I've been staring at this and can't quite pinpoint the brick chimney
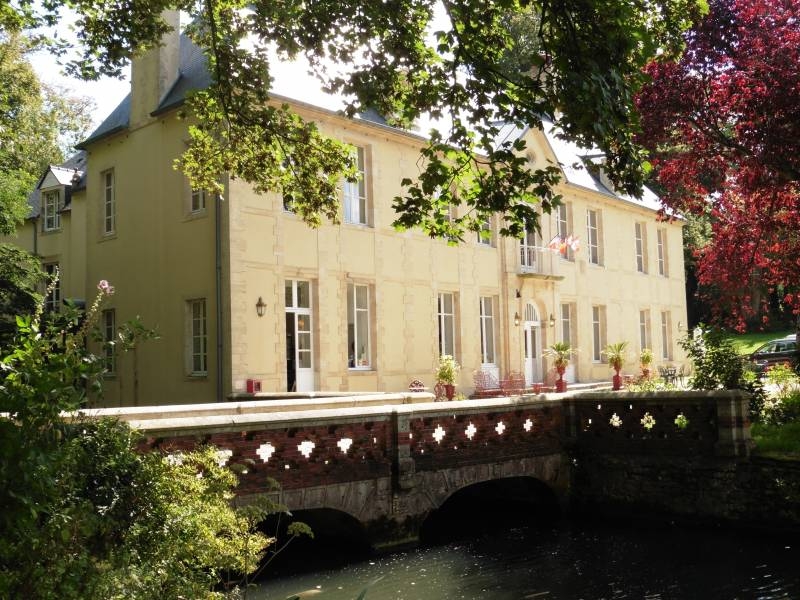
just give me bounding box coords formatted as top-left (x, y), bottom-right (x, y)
top-left (130, 10), bottom-right (180, 127)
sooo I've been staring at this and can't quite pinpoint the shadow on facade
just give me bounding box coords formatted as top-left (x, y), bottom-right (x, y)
top-left (420, 476), bottom-right (562, 546)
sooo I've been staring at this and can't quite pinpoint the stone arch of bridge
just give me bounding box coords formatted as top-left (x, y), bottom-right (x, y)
top-left (419, 475), bottom-right (562, 543)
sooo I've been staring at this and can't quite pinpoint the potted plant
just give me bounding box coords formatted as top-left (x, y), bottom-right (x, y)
top-left (640, 348), bottom-right (654, 378)
top-left (603, 341), bottom-right (628, 391)
top-left (545, 342), bottom-right (572, 392)
top-left (436, 354), bottom-right (461, 400)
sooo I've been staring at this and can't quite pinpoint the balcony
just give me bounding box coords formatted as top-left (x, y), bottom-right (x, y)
top-left (517, 246), bottom-right (563, 280)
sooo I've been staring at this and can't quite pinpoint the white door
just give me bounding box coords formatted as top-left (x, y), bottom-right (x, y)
top-left (285, 280), bottom-right (314, 392)
top-left (523, 304), bottom-right (542, 385)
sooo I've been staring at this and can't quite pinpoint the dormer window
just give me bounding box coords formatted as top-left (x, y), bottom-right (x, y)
top-left (42, 190), bottom-right (62, 231)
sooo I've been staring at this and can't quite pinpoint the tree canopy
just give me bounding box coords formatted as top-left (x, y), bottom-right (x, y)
top-left (7, 0), bottom-right (705, 239)
top-left (637, 0), bottom-right (800, 330)
top-left (0, 32), bottom-right (93, 235)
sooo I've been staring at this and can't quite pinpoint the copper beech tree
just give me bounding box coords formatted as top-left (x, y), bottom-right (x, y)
top-left (637, 0), bottom-right (800, 331)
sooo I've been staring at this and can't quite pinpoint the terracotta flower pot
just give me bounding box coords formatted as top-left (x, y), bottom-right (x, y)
top-left (612, 369), bottom-right (622, 391)
top-left (444, 384), bottom-right (455, 400)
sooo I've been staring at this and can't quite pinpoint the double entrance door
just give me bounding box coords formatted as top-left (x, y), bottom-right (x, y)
top-left (285, 280), bottom-right (313, 392)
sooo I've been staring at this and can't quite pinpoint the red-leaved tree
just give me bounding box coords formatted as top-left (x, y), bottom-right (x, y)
top-left (636, 0), bottom-right (800, 331)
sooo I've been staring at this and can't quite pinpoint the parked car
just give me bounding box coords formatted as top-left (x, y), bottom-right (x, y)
top-left (749, 334), bottom-right (797, 372)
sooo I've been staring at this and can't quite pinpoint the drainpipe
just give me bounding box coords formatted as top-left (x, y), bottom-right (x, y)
top-left (215, 190), bottom-right (224, 403)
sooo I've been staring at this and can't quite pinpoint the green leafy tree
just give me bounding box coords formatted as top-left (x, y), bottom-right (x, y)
top-left (0, 283), bottom-right (304, 599)
top-left (8, 0), bottom-right (704, 239)
top-left (0, 243), bottom-right (43, 345)
top-left (0, 32), bottom-right (93, 234)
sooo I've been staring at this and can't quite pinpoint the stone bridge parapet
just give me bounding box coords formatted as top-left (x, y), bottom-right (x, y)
top-left (87, 390), bottom-right (753, 548)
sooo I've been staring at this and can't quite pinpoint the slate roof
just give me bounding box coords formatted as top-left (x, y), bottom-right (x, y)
top-left (494, 119), bottom-right (661, 213)
top-left (26, 151), bottom-right (88, 218)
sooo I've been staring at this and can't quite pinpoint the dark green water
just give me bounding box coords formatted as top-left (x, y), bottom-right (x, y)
top-left (253, 522), bottom-right (800, 600)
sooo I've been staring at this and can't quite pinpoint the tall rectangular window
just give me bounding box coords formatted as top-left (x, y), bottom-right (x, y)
top-left (639, 309), bottom-right (652, 351)
top-left (661, 311), bottom-right (672, 360)
top-left (479, 296), bottom-right (496, 364)
top-left (657, 229), bottom-right (668, 276)
top-left (102, 170), bottom-right (115, 235)
top-left (347, 283), bottom-right (371, 368)
top-left (343, 146), bottom-right (368, 225)
top-left (560, 302), bottom-right (574, 346)
top-left (191, 189), bottom-right (207, 213)
top-left (44, 263), bottom-right (60, 313)
top-left (437, 292), bottom-right (456, 358)
top-left (557, 203), bottom-right (574, 261)
top-left (187, 298), bottom-right (207, 375)
top-left (42, 190), bottom-right (62, 232)
top-left (520, 228), bottom-right (538, 271)
top-left (102, 309), bottom-right (116, 374)
top-left (587, 209), bottom-right (602, 265)
top-left (592, 305), bottom-right (606, 362)
top-left (635, 222), bottom-right (648, 273)
top-left (477, 219), bottom-right (493, 246)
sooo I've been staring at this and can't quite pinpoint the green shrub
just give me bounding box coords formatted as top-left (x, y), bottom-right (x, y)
top-left (0, 281), bottom-right (298, 599)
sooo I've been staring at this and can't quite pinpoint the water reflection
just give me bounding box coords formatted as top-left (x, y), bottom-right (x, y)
top-left (253, 522), bottom-right (799, 600)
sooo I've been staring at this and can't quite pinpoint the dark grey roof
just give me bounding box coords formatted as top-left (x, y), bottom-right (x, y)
top-left (79, 35), bottom-right (208, 147)
top-left (26, 151), bottom-right (88, 218)
top-left (153, 36), bottom-right (211, 115)
top-left (78, 93), bottom-right (131, 149)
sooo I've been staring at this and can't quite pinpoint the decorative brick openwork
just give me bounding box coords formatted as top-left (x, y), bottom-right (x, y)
top-left (408, 404), bottom-right (563, 470)
top-left (138, 420), bottom-right (392, 494)
top-left (569, 396), bottom-right (719, 454)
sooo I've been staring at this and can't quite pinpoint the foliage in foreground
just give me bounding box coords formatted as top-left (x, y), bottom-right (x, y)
top-left (6, 0), bottom-right (705, 241)
top-left (0, 284), bottom-right (297, 599)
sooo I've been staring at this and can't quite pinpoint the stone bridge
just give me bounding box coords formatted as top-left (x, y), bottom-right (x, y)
top-left (90, 390), bottom-right (752, 549)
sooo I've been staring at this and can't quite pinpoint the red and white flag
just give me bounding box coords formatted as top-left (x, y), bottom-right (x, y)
top-left (547, 235), bottom-right (562, 253)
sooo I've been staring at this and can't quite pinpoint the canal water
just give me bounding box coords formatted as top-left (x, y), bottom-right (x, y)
top-left (252, 520), bottom-right (800, 600)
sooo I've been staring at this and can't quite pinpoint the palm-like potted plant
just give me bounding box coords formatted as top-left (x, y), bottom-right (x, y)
top-left (436, 354), bottom-right (461, 400)
top-left (603, 341), bottom-right (628, 391)
top-left (545, 341), bottom-right (572, 392)
top-left (640, 347), bottom-right (654, 378)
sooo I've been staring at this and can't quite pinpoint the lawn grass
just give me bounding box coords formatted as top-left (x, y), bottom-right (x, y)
top-left (751, 421), bottom-right (800, 459)
top-left (726, 330), bottom-right (794, 355)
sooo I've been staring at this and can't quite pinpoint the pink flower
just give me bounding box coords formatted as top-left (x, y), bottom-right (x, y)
top-left (97, 280), bottom-right (115, 295)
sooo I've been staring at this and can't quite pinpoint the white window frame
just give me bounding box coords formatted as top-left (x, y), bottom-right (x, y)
top-left (660, 311), bottom-right (672, 360)
top-left (347, 283), bottom-right (371, 369)
top-left (587, 209), bottom-right (602, 266)
top-left (102, 309), bottom-right (116, 375)
top-left (44, 263), bottom-right (60, 313)
top-left (437, 292), bottom-right (457, 358)
top-left (556, 203), bottom-right (574, 261)
top-left (520, 228), bottom-right (538, 271)
top-left (479, 296), bottom-right (496, 365)
top-left (560, 302), bottom-right (574, 346)
top-left (657, 228), bottom-right (668, 277)
top-left (639, 309), bottom-right (652, 352)
top-left (343, 146), bottom-right (368, 225)
top-left (187, 298), bottom-right (208, 376)
top-left (635, 222), bottom-right (647, 273)
top-left (191, 188), bottom-right (207, 214)
top-left (102, 169), bottom-right (115, 235)
top-left (42, 190), bottom-right (61, 232)
top-left (477, 219), bottom-right (493, 246)
top-left (592, 305), bottom-right (606, 362)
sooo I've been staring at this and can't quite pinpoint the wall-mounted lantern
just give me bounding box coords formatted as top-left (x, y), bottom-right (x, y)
top-left (256, 296), bottom-right (266, 317)
top-left (514, 312), bottom-right (521, 327)
top-left (548, 313), bottom-right (556, 328)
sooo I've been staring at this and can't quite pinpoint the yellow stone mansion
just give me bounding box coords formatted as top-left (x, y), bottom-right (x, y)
top-left (7, 25), bottom-right (688, 406)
